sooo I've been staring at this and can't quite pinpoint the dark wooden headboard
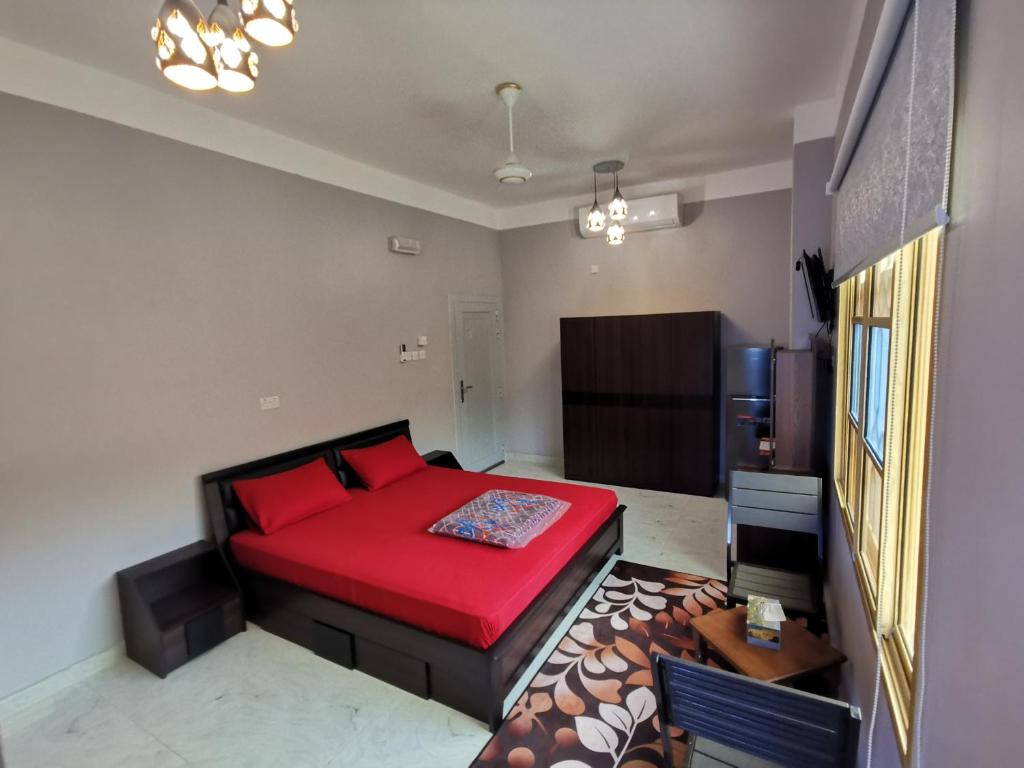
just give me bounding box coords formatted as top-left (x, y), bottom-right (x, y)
top-left (200, 420), bottom-right (412, 553)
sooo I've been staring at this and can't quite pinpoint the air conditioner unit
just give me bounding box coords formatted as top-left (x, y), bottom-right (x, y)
top-left (577, 192), bottom-right (682, 239)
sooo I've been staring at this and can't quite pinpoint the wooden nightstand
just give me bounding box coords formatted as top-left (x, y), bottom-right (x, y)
top-left (421, 450), bottom-right (463, 470)
top-left (117, 541), bottom-right (243, 678)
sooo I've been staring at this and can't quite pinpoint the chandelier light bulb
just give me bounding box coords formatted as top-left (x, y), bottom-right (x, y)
top-left (608, 172), bottom-right (629, 221)
top-left (241, 0), bottom-right (299, 47)
top-left (606, 221), bottom-right (626, 246)
top-left (152, 0), bottom-right (218, 91)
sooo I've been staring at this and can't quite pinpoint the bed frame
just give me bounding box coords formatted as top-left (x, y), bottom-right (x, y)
top-left (201, 420), bottom-right (625, 731)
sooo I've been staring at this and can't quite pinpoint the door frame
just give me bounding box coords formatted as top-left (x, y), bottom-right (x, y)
top-left (448, 295), bottom-right (506, 471)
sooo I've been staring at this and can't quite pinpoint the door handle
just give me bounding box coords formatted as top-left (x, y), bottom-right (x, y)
top-left (460, 380), bottom-right (474, 403)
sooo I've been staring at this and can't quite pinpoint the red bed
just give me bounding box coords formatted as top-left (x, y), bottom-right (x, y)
top-left (230, 466), bottom-right (618, 649)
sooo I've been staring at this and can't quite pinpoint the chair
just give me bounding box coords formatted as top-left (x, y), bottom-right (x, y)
top-left (726, 470), bottom-right (824, 630)
top-left (651, 654), bottom-right (861, 768)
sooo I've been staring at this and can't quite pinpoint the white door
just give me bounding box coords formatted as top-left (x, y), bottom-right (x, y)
top-left (450, 297), bottom-right (505, 471)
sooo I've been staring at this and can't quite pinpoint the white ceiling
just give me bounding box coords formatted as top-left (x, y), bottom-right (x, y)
top-left (0, 1), bottom-right (860, 209)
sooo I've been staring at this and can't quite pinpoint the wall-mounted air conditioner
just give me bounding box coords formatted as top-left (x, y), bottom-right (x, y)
top-left (577, 192), bottom-right (682, 239)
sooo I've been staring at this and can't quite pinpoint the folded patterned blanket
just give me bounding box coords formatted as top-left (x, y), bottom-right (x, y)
top-left (428, 489), bottom-right (571, 549)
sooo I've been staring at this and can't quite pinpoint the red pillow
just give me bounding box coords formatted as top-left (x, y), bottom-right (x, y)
top-left (233, 458), bottom-right (351, 534)
top-left (341, 435), bottom-right (427, 491)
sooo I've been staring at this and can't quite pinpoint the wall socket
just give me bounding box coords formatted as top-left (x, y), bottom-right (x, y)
top-left (259, 395), bottom-right (280, 410)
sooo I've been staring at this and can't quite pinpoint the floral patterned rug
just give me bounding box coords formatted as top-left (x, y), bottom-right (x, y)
top-left (470, 560), bottom-right (727, 768)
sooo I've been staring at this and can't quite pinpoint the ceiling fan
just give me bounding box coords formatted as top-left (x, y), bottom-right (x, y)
top-left (493, 82), bottom-right (532, 185)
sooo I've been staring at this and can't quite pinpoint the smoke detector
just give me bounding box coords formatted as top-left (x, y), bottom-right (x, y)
top-left (493, 82), bottom-right (532, 184)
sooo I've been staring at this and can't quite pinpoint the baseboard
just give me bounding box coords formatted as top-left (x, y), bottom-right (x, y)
top-left (504, 452), bottom-right (564, 467)
top-left (0, 643), bottom-right (124, 734)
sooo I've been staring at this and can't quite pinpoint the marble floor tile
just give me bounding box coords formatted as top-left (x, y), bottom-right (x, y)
top-left (0, 460), bottom-right (726, 768)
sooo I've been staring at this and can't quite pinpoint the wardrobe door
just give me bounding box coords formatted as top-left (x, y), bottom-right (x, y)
top-left (621, 313), bottom-right (679, 491)
top-left (560, 317), bottom-right (596, 481)
top-left (670, 312), bottom-right (720, 495)
top-left (590, 315), bottom-right (628, 485)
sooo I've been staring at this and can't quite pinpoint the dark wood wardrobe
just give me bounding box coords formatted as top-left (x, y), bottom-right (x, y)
top-left (560, 311), bottom-right (720, 496)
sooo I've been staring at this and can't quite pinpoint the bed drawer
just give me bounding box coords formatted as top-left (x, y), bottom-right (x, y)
top-left (311, 620), bottom-right (355, 669)
top-left (355, 637), bottom-right (429, 699)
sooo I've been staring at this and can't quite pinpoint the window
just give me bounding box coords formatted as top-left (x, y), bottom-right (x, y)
top-left (833, 228), bottom-right (941, 756)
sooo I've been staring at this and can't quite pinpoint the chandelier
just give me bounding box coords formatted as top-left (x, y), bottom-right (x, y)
top-left (586, 160), bottom-right (630, 246)
top-left (152, 0), bottom-right (296, 93)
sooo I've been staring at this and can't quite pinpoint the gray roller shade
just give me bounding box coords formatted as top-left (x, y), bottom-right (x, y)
top-left (829, 0), bottom-right (956, 286)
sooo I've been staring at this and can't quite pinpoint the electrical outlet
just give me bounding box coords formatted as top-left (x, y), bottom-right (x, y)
top-left (259, 395), bottom-right (280, 411)
top-left (419, 349), bottom-right (427, 360)
top-left (590, 264), bottom-right (599, 274)
top-left (417, 335), bottom-right (428, 347)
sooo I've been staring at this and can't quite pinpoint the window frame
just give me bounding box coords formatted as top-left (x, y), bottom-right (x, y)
top-left (832, 229), bottom-right (941, 761)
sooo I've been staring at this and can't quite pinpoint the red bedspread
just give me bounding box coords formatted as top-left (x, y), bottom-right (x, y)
top-left (230, 466), bottom-right (618, 649)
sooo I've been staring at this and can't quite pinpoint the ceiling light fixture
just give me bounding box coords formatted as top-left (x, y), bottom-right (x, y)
top-left (208, 1), bottom-right (259, 92)
top-left (241, 0), bottom-right (299, 47)
top-left (151, 0), bottom-right (297, 95)
top-left (589, 160), bottom-right (627, 245)
top-left (493, 82), bottom-right (533, 185)
top-left (152, 0), bottom-right (219, 91)
top-left (586, 172), bottom-right (607, 232)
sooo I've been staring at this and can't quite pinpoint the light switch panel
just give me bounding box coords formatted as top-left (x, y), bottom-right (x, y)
top-left (590, 264), bottom-right (599, 274)
top-left (259, 395), bottom-right (280, 410)
top-left (417, 336), bottom-right (428, 347)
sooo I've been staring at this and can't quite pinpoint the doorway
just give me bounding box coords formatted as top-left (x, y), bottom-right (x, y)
top-left (449, 296), bottom-right (505, 471)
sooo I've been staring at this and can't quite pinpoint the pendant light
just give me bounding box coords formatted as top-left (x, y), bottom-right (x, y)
top-left (608, 171), bottom-right (629, 221)
top-left (606, 221), bottom-right (626, 246)
top-left (241, 0), bottom-right (299, 47)
top-left (589, 160), bottom-right (626, 245)
top-left (208, 0), bottom-right (259, 93)
top-left (152, 0), bottom-right (218, 91)
top-left (586, 171), bottom-right (607, 232)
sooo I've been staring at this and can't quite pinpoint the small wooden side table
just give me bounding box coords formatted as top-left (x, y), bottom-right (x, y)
top-left (689, 606), bottom-right (846, 686)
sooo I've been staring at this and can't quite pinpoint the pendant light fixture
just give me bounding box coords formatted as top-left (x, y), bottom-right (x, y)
top-left (585, 171), bottom-right (607, 233)
top-left (608, 171), bottom-right (629, 221)
top-left (241, 0), bottom-right (299, 47)
top-left (152, 0), bottom-right (219, 91)
top-left (589, 160), bottom-right (627, 245)
top-left (208, 0), bottom-right (259, 92)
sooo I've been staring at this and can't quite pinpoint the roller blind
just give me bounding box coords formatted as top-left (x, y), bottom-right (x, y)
top-left (829, 0), bottom-right (956, 285)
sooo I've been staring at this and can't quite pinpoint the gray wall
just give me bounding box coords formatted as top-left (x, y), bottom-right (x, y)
top-left (498, 190), bottom-right (793, 459)
top-left (826, 1), bottom-right (1024, 765)
top-left (0, 93), bottom-right (502, 699)
top-left (790, 137), bottom-right (834, 349)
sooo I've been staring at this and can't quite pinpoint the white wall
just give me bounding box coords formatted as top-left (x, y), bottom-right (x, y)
top-left (0, 93), bottom-right (502, 699)
top-left (498, 190), bottom-right (793, 460)
top-left (790, 137), bottom-right (835, 349)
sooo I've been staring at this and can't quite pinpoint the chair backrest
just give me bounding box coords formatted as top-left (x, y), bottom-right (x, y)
top-left (652, 654), bottom-right (860, 768)
top-left (729, 469), bottom-right (823, 536)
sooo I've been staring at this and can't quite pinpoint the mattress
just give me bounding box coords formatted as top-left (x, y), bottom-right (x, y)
top-left (230, 466), bottom-right (618, 649)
